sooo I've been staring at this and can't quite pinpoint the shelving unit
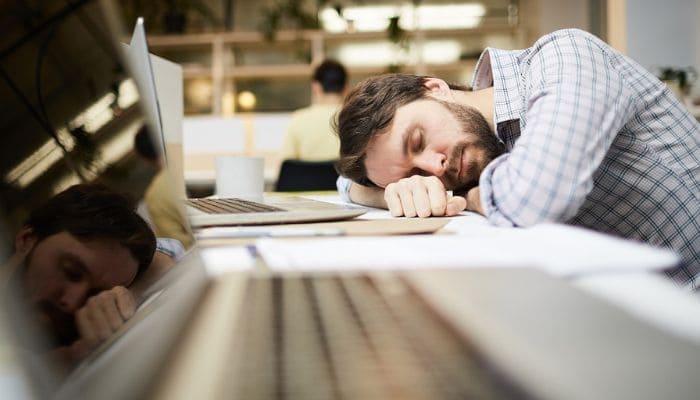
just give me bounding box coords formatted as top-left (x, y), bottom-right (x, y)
top-left (146, 24), bottom-right (525, 114)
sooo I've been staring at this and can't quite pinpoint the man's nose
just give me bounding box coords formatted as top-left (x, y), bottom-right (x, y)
top-left (59, 282), bottom-right (90, 313)
top-left (414, 151), bottom-right (447, 176)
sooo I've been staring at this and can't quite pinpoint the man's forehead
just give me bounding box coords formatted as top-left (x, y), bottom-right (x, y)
top-left (85, 239), bottom-right (138, 284)
top-left (59, 234), bottom-right (138, 287)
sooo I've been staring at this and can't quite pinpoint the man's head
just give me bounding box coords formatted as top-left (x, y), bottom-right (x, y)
top-left (335, 74), bottom-right (505, 192)
top-left (15, 184), bottom-right (156, 345)
top-left (312, 59), bottom-right (347, 94)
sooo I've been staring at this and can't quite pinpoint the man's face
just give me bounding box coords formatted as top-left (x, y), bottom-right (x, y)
top-left (19, 231), bottom-right (139, 345)
top-left (364, 98), bottom-right (505, 192)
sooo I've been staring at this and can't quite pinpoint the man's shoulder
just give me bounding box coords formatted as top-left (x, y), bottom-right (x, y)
top-left (288, 105), bottom-right (315, 125)
top-left (525, 28), bottom-right (611, 66)
top-left (290, 105), bottom-right (314, 116)
top-left (535, 28), bottom-right (604, 48)
top-left (290, 104), bottom-right (338, 125)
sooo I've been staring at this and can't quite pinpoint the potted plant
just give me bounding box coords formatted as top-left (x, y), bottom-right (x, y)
top-left (658, 66), bottom-right (697, 99)
top-left (121, 0), bottom-right (221, 34)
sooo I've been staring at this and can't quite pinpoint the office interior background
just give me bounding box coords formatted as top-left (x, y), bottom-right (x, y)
top-left (126, 0), bottom-right (699, 112)
top-left (12, 0), bottom-right (696, 198)
top-left (115, 0), bottom-right (699, 194)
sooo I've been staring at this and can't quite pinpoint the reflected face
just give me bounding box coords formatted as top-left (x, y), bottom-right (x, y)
top-left (21, 231), bottom-right (139, 345)
top-left (364, 98), bottom-right (505, 191)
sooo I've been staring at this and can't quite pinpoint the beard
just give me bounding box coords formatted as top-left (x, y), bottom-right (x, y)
top-left (436, 100), bottom-right (506, 193)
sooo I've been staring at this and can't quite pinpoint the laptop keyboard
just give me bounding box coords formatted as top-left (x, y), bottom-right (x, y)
top-left (223, 274), bottom-right (532, 399)
top-left (186, 197), bottom-right (284, 214)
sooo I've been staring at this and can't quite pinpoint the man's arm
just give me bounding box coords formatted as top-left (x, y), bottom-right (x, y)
top-left (479, 31), bottom-right (632, 227)
top-left (465, 187), bottom-right (484, 215)
top-left (348, 181), bottom-right (387, 208)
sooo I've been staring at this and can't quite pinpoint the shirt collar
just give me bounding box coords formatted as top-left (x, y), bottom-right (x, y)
top-left (472, 48), bottom-right (524, 126)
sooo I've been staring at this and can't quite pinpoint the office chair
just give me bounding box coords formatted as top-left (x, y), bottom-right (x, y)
top-left (275, 159), bottom-right (339, 192)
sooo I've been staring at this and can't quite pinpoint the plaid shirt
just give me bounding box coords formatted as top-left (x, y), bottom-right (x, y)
top-left (475, 29), bottom-right (700, 289)
top-left (156, 237), bottom-right (185, 260)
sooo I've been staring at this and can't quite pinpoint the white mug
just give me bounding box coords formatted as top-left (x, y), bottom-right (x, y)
top-left (215, 156), bottom-right (264, 199)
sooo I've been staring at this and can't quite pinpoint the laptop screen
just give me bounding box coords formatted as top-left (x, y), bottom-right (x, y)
top-left (0, 1), bottom-right (191, 396)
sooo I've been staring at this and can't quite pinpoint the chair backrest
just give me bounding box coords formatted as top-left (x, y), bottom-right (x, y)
top-left (275, 159), bottom-right (339, 192)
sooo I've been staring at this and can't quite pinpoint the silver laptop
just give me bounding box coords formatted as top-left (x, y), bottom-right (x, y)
top-left (3, 3), bottom-right (700, 400)
top-left (125, 19), bottom-right (365, 228)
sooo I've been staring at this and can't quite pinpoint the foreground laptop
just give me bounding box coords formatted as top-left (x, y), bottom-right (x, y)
top-left (3, 3), bottom-right (700, 400)
top-left (125, 18), bottom-right (365, 228)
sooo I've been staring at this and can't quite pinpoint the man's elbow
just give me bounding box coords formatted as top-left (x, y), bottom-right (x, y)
top-left (485, 196), bottom-right (579, 228)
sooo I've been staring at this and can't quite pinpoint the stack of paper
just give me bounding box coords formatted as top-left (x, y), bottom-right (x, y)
top-left (256, 223), bottom-right (679, 277)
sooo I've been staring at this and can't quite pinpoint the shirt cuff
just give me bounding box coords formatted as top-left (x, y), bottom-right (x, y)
top-left (156, 237), bottom-right (186, 260)
top-left (336, 176), bottom-right (352, 203)
top-left (478, 154), bottom-right (517, 227)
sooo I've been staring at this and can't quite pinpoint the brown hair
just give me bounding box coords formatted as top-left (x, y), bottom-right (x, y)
top-left (25, 184), bottom-right (156, 276)
top-left (334, 74), bottom-right (469, 186)
top-left (313, 59), bottom-right (347, 94)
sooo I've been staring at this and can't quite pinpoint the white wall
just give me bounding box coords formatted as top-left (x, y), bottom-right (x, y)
top-left (182, 114), bottom-right (291, 187)
top-left (625, 0), bottom-right (698, 74)
top-left (520, 0), bottom-right (592, 45)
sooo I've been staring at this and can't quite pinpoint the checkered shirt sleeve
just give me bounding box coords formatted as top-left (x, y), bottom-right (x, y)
top-left (477, 29), bottom-right (700, 289)
top-left (156, 237), bottom-right (185, 261)
top-left (336, 175), bottom-right (353, 203)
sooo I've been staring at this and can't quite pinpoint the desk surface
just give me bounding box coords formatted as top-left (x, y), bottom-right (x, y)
top-left (196, 193), bottom-right (700, 345)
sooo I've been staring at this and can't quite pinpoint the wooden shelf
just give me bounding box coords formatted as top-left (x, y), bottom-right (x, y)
top-left (147, 25), bottom-right (520, 47)
top-left (179, 60), bottom-right (480, 80)
top-left (146, 26), bottom-right (522, 114)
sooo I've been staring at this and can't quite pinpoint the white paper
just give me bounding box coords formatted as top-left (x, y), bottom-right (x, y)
top-left (256, 223), bottom-right (679, 276)
top-left (199, 246), bottom-right (255, 276)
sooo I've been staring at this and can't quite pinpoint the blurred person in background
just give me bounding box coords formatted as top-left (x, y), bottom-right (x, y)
top-left (280, 59), bottom-right (348, 161)
top-left (134, 126), bottom-right (194, 250)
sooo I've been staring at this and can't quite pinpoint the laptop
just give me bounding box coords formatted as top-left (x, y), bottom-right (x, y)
top-left (2, 3), bottom-right (700, 400)
top-left (125, 18), bottom-right (366, 228)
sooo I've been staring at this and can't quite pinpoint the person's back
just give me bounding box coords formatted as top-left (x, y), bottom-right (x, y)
top-left (281, 59), bottom-right (347, 161)
top-left (133, 127), bottom-right (194, 249)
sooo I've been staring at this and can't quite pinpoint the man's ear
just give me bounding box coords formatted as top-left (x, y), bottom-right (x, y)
top-left (15, 226), bottom-right (36, 256)
top-left (423, 77), bottom-right (453, 101)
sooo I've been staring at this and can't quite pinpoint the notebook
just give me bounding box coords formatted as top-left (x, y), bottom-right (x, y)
top-left (125, 18), bottom-right (366, 228)
top-left (2, 3), bottom-right (700, 400)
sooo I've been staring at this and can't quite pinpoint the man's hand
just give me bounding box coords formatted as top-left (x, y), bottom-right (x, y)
top-left (75, 286), bottom-right (135, 348)
top-left (465, 186), bottom-right (484, 215)
top-left (384, 175), bottom-right (467, 217)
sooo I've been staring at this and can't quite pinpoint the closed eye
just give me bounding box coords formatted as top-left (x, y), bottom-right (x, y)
top-left (410, 129), bottom-right (424, 153)
top-left (61, 263), bottom-right (84, 282)
top-left (59, 254), bottom-right (89, 283)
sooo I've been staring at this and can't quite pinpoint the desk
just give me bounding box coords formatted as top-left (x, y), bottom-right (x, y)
top-left (59, 192), bottom-right (700, 400)
top-left (197, 193), bottom-right (700, 345)
top-left (155, 207), bottom-right (700, 400)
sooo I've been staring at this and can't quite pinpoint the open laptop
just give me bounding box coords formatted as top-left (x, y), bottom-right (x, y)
top-left (3, 3), bottom-right (700, 400)
top-left (125, 19), bottom-right (365, 228)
